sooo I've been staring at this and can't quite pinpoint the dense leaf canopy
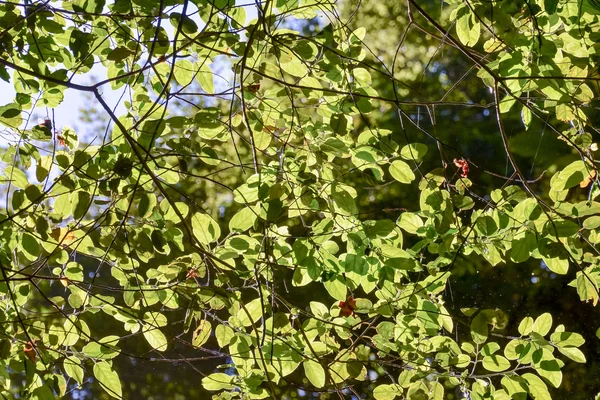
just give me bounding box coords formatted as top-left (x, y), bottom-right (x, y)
top-left (0, 0), bottom-right (600, 399)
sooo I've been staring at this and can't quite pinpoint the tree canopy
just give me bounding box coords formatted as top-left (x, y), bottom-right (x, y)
top-left (0, 0), bottom-right (600, 399)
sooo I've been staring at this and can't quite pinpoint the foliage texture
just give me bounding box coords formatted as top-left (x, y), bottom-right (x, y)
top-left (0, 0), bottom-right (600, 399)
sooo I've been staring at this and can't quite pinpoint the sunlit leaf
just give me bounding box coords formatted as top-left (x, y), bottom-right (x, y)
top-left (193, 320), bottom-right (211, 348)
top-left (93, 361), bottom-right (122, 399)
top-left (389, 160), bottom-right (415, 184)
top-left (192, 213), bottom-right (221, 244)
top-left (303, 360), bottom-right (326, 388)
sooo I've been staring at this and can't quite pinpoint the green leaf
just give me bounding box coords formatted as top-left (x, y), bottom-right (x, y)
top-left (364, 219), bottom-right (397, 238)
top-left (521, 107), bottom-right (532, 129)
top-left (4, 166), bottom-right (29, 189)
top-left (455, 6), bottom-right (480, 46)
top-left (510, 231), bottom-right (536, 263)
top-left (477, 216), bottom-right (497, 236)
top-left (544, 0), bottom-right (559, 13)
top-left (174, 59), bottom-right (194, 87)
top-left (281, 57), bottom-right (308, 77)
top-left (54, 192), bottom-right (71, 217)
top-left (551, 161), bottom-right (589, 191)
top-left (143, 327), bottom-right (168, 351)
top-left (584, 216), bottom-right (600, 230)
top-left (138, 192), bottom-right (156, 218)
top-left (542, 255), bottom-right (568, 275)
top-left (321, 138), bottom-right (349, 157)
top-left (523, 373), bottom-right (551, 400)
top-left (332, 190), bottom-right (357, 216)
top-left (518, 317), bottom-right (534, 336)
top-left (544, 219), bottom-right (579, 237)
top-left (202, 373), bottom-right (235, 391)
top-left (106, 46), bottom-right (133, 62)
top-left (533, 313), bottom-right (553, 336)
top-left (310, 301), bottom-right (329, 319)
top-left (82, 336), bottom-right (120, 359)
top-left (93, 361), bottom-right (122, 399)
top-left (31, 386), bottom-right (55, 400)
top-left (21, 232), bottom-right (41, 261)
top-left (429, 381), bottom-right (444, 400)
top-left (170, 12), bottom-right (198, 34)
top-left (373, 384), bottom-right (400, 400)
top-left (482, 355), bottom-right (511, 372)
top-left (400, 143), bottom-right (428, 161)
top-left (481, 342), bottom-right (501, 356)
top-left (398, 212), bottom-right (423, 234)
top-left (237, 298), bottom-right (265, 327)
top-left (557, 346), bottom-right (586, 363)
top-left (499, 95), bottom-right (517, 113)
top-left (35, 156), bottom-right (52, 182)
top-left (64, 356), bottom-right (84, 385)
top-left (345, 253), bottom-right (368, 275)
top-left (324, 276), bottom-right (347, 301)
top-left (215, 324), bottom-right (235, 348)
top-left (303, 359), bottom-right (326, 388)
top-left (533, 349), bottom-right (562, 388)
top-left (502, 375), bottom-right (528, 399)
top-left (229, 207), bottom-right (256, 232)
top-left (504, 339), bottom-right (532, 361)
top-left (551, 331), bottom-right (585, 348)
top-left (193, 320), bottom-right (211, 348)
top-left (0, 103), bottom-right (22, 128)
top-left (192, 213), bottom-right (221, 244)
top-left (196, 62), bottom-right (214, 94)
top-left (576, 272), bottom-right (599, 304)
top-left (389, 160), bottom-right (415, 184)
top-left (471, 313), bottom-right (488, 344)
top-left (330, 113), bottom-right (349, 135)
top-left (71, 190), bottom-right (91, 219)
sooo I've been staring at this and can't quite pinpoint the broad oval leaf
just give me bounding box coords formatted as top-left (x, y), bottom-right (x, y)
top-left (229, 207), bottom-right (256, 233)
top-left (143, 327), bottom-right (168, 352)
top-left (551, 161), bottom-right (589, 191)
top-left (303, 359), bottom-right (326, 388)
top-left (192, 213), bottom-right (221, 244)
top-left (202, 373), bottom-right (235, 391)
top-left (400, 143), bottom-right (428, 161)
top-left (518, 316), bottom-right (534, 336)
top-left (533, 313), bottom-right (553, 336)
top-left (482, 355), bottom-right (511, 372)
top-left (193, 320), bottom-right (212, 348)
top-left (389, 160), bottom-right (415, 184)
top-left (471, 313), bottom-right (488, 344)
top-left (557, 346), bottom-right (586, 363)
top-left (373, 383), bottom-right (400, 400)
top-left (550, 331), bottom-right (585, 348)
top-left (64, 356), bottom-right (84, 385)
top-left (523, 373), bottom-right (551, 400)
top-left (93, 361), bottom-right (122, 399)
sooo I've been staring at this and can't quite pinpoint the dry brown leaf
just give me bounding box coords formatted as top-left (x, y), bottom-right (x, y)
top-left (580, 169), bottom-right (597, 188)
top-left (24, 340), bottom-right (36, 363)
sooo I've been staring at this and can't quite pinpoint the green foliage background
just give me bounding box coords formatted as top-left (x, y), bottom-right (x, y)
top-left (0, 0), bottom-right (599, 399)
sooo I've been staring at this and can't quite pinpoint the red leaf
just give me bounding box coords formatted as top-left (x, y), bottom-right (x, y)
top-left (246, 83), bottom-right (260, 94)
top-left (186, 269), bottom-right (199, 279)
top-left (453, 158), bottom-right (469, 178)
top-left (339, 296), bottom-right (356, 317)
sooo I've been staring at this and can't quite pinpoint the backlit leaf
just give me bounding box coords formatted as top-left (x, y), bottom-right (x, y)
top-left (93, 361), bottom-right (122, 399)
top-left (303, 360), bottom-right (326, 388)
